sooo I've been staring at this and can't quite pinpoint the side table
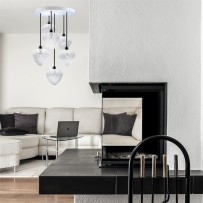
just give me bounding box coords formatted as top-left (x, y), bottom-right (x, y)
top-left (42, 135), bottom-right (83, 166)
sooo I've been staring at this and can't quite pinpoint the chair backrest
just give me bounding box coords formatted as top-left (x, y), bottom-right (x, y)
top-left (128, 135), bottom-right (190, 203)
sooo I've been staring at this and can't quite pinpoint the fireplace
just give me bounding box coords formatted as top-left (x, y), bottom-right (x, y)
top-left (90, 83), bottom-right (167, 167)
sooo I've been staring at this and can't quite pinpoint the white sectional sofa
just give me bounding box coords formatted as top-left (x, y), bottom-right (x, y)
top-left (0, 107), bottom-right (102, 160)
top-left (0, 105), bottom-right (142, 165)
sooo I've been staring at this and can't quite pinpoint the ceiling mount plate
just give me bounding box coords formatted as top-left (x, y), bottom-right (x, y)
top-left (34, 7), bottom-right (75, 17)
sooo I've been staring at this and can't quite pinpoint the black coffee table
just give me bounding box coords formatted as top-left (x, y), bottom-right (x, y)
top-left (39, 149), bottom-right (203, 195)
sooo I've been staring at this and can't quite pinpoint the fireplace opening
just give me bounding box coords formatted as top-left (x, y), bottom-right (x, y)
top-left (96, 83), bottom-right (167, 167)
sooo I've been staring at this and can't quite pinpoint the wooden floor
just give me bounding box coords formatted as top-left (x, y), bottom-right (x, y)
top-left (0, 178), bottom-right (74, 203)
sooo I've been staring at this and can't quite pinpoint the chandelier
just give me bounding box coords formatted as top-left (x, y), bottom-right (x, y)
top-left (33, 7), bottom-right (75, 85)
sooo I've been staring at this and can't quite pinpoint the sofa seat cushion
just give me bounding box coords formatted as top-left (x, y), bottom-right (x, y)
top-left (0, 136), bottom-right (22, 155)
top-left (3, 135), bottom-right (39, 149)
top-left (102, 134), bottom-right (140, 146)
top-left (78, 134), bottom-right (101, 147)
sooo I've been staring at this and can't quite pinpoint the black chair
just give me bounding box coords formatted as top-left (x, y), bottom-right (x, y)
top-left (128, 135), bottom-right (190, 203)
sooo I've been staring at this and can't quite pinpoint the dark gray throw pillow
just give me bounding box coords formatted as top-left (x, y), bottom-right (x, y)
top-left (14, 113), bottom-right (38, 134)
top-left (103, 113), bottom-right (126, 135)
top-left (0, 114), bottom-right (15, 128)
top-left (0, 127), bottom-right (28, 136)
top-left (115, 114), bottom-right (137, 136)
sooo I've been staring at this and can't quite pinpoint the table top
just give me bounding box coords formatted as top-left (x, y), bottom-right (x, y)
top-left (41, 135), bottom-right (83, 141)
top-left (39, 149), bottom-right (203, 195)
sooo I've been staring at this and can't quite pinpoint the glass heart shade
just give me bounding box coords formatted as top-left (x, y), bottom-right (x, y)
top-left (42, 32), bottom-right (59, 49)
top-left (46, 68), bottom-right (63, 85)
top-left (33, 48), bottom-right (49, 66)
top-left (41, 24), bottom-right (55, 34)
top-left (58, 35), bottom-right (72, 49)
top-left (59, 50), bottom-right (75, 66)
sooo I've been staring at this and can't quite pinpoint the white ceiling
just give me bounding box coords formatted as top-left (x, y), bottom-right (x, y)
top-left (0, 0), bottom-right (89, 34)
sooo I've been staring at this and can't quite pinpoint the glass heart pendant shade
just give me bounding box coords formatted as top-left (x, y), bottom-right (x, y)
top-left (42, 32), bottom-right (59, 49)
top-left (58, 35), bottom-right (72, 49)
top-left (33, 48), bottom-right (49, 66)
top-left (59, 49), bottom-right (75, 66)
top-left (42, 23), bottom-right (55, 34)
top-left (46, 68), bottom-right (63, 85)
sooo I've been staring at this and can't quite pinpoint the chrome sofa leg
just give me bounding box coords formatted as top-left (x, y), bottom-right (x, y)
top-left (13, 166), bottom-right (16, 173)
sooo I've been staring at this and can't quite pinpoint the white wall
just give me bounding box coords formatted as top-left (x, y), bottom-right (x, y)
top-left (0, 33), bottom-right (102, 111)
top-left (90, 0), bottom-right (201, 170)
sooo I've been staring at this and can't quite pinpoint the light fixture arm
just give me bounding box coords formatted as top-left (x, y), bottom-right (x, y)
top-left (65, 12), bottom-right (68, 50)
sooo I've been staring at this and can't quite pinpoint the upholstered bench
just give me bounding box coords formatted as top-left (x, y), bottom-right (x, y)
top-left (0, 137), bottom-right (22, 172)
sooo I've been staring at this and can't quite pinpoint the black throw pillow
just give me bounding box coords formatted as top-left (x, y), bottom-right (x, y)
top-left (115, 114), bottom-right (137, 136)
top-left (103, 113), bottom-right (126, 135)
top-left (0, 114), bottom-right (15, 128)
top-left (14, 113), bottom-right (38, 134)
top-left (0, 127), bottom-right (28, 136)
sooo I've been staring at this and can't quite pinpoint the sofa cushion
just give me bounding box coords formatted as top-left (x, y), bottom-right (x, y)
top-left (6, 108), bottom-right (46, 135)
top-left (4, 135), bottom-right (39, 149)
top-left (102, 107), bottom-right (138, 130)
top-left (0, 114), bottom-right (15, 128)
top-left (0, 136), bottom-right (22, 155)
top-left (74, 108), bottom-right (102, 134)
top-left (103, 107), bottom-right (142, 141)
top-left (45, 108), bottom-right (74, 135)
top-left (78, 134), bottom-right (101, 147)
top-left (14, 113), bottom-right (38, 134)
top-left (0, 127), bottom-right (28, 135)
top-left (103, 113), bottom-right (126, 135)
top-left (20, 147), bottom-right (38, 160)
top-left (116, 114), bottom-right (137, 136)
top-left (102, 134), bottom-right (140, 146)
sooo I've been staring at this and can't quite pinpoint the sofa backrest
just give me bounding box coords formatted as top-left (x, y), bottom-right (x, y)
top-left (6, 105), bottom-right (141, 139)
top-left (44, 108), bottom-right (74, 135)
top-left (6, 107), bottom-right (46, 135)
top-left (5, 107), bottom-right (102, 135)
top-left (74, 108), bottom-right (102, 134)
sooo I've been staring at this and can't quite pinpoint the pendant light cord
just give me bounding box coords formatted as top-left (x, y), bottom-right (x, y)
top-left (54, 14), bottom-right (55, 33)
top-left (65, 12), bottom-right (68, 50)
top-left (39, 13), bottom-right (42, 49)
top-left (62, 15), bottom-right (65, 36)
top-left (53, 12), bottom-right (56, 69)
top-left (53, 49), bottom-right (56, 69)
top-left (50, 11), bottom-right (53, 32)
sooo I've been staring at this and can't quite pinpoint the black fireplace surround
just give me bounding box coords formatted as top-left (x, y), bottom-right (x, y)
top-left (90, 83), bottom-right (167, 166)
